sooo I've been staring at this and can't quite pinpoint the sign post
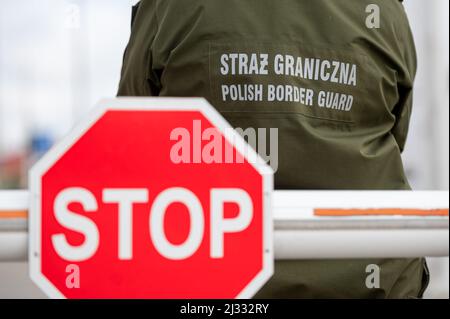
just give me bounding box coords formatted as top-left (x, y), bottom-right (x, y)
top-left (29, 98), bottom-right (273, 299)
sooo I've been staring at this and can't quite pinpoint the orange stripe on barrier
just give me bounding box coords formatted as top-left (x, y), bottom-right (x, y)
top-left (1, 209), bottom-right (448, 219)
top-left (0, 210), bottom-right (28, 219)
top-left (314, 208), bottom-right (449, 217)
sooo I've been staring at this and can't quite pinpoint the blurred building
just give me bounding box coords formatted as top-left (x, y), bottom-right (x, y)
top-left (0, 0), bottom-right (136, 188)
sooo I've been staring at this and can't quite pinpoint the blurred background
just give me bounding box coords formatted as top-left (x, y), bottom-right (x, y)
top-left (0, 0), bottom-right (448, 298)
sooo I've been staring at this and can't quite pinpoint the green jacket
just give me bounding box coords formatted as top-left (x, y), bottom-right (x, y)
top-left (118, 0), bottom-right (428, 298)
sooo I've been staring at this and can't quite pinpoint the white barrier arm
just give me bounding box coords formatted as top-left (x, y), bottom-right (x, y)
top-left (0, 190), bottom-right (29, 261)
top-left (0, 190), bottom-right (448, 261)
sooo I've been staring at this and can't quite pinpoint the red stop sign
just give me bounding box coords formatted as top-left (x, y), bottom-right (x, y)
top-left (29, 98), bottom-right (273, 299)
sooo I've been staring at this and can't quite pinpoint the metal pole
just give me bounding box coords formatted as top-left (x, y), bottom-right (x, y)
top-left (0, 190), bottom-right (448, 261)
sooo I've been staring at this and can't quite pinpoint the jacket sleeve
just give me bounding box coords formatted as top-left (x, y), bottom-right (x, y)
top-left (391, 79), bottom-right (414, 153)
top-left (117, 0), bottom-right (160, 96)
top-left (391, 7), bottom-right (417, 153)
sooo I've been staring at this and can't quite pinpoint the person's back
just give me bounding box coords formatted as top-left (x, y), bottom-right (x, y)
top-left (118, 0), bottom-right (429, 298)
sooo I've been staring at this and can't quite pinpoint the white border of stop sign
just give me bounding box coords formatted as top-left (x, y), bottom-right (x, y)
top-left (29, 97), bottom-right (274, 299)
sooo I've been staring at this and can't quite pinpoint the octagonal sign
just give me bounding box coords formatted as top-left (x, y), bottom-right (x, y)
top-left (29, 97), bottom-right (273, 299)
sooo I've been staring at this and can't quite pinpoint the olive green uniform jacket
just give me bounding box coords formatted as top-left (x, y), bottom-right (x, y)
top-left (118, 0), bottom-right (429, 298)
